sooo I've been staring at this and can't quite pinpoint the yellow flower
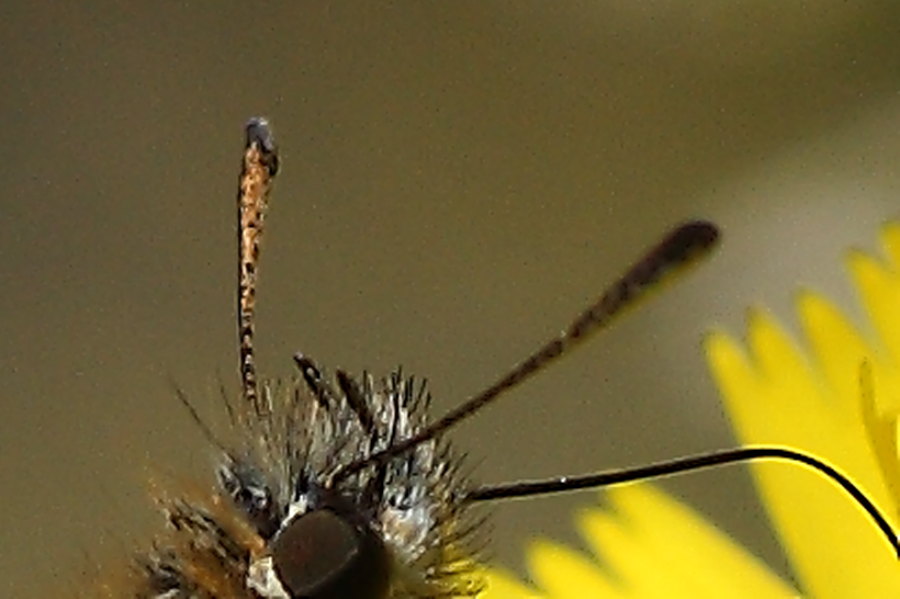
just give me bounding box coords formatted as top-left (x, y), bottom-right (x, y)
top-left (481, 223), bottom-right (900, 597)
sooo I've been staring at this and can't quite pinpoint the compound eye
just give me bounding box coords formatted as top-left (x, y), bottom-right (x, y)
top-left (270, 509), bottom-right (390, 599)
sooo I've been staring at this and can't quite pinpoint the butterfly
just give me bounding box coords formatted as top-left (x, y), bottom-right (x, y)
top-left (89, 118), bottom-right (896, 598)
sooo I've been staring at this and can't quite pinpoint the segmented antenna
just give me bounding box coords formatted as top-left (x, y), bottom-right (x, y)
top-left (333, 221), bottom-right (719, 482)
top-left (237, 117), bottom-right (279, 414)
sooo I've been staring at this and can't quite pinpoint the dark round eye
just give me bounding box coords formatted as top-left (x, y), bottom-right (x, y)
top-left (270, 508), bottom-right (390, 599)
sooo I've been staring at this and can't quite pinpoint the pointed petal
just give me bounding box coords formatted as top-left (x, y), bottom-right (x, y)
top-left (596, 485), bottom-right (798, 598)
top-left (847, 248), bottom-right (900, 365)
top-left (480, 568), bottom-right (544, 599)
top-left (526, 539), bottom-right (621, 598)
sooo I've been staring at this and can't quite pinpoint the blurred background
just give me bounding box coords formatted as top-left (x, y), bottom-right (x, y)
top-left (2, 2), bottom-right (900, 595)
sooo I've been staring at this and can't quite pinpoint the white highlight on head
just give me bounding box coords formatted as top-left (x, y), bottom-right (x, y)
top-left (246, 555), bottom-right (290, 599)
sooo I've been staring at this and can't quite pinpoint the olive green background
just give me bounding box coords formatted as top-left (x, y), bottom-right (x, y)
top-left (2, 2), bottom-right (900, 596)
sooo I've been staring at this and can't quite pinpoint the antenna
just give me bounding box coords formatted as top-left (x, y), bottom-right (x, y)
top-left (466, 445), bottom-right (900, 557)
top-left (237, 117), bottom-right (279, 416)
top-left (332, 221), bottom-right (719, 483)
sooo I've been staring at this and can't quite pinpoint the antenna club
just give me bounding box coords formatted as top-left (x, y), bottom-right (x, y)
top-left (246, 117), bottom-right (275, 149)
top-left (673, 220), bottom-right (719, 248)
top-left (333, 218), bottom-right (722, 482)
top-left (245, 117), bottom-right (279, 175)
top-left (657, 221), bottom-right (720, 267)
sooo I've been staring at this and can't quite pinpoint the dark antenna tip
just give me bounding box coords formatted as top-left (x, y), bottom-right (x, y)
top-left (246, 117), bottom-right (278, 156)
top-left (669, 220), bottom-right (719, 252)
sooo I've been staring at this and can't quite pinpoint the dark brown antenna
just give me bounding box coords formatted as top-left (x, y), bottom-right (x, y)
top-left (237, 117), bottom-right (279, 415)
top-left (332, 221), bottom-right (720, 483)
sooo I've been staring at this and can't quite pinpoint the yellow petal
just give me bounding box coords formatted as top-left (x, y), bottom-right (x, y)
top-left (847, 247), bottom-right (900, 366)
top-left (571, 484), bottom-right (795, 598)
top-left (480, 567), bottom-right (544, 599)
top-left (797, 291), bottom-right (870, 413)
top-left (705, 329), bottom-right (767, 441)
top-left (594, 485), bottom-right (798, 598)
top-left (858, 358), bottom-right (900, 528)
top-left (526, 539), bottom-right (621, 598)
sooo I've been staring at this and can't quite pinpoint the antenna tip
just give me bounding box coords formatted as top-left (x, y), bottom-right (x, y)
top-left (245, 116), bottom-right (277, 153)
top-left (244, 116), bottom-right (279, 175)
top-left (677, 219), bottom-right (719, 245)
top-left (665, 220), bottom-right (720, 258)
